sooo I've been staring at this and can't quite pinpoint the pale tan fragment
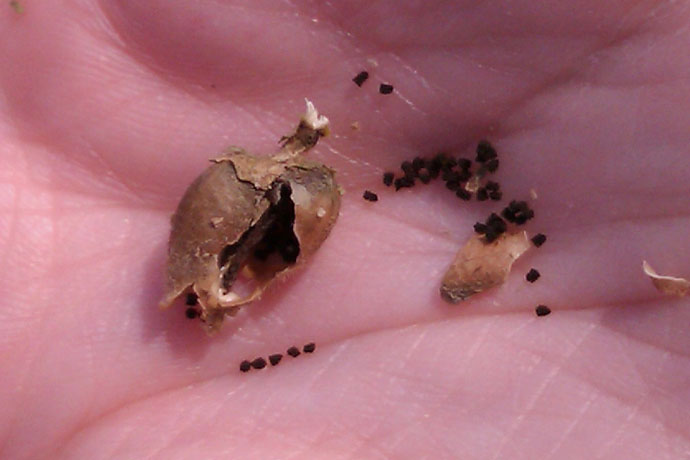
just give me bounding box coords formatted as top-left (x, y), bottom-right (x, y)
top-left (441, 231), bottom-right (531, 303)
top-left (530, 188), bottom-right (538, 200)
top-left (642, 261), bottom-right (689, 297)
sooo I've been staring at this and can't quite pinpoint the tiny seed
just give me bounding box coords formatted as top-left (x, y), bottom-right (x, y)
top-left (476, 140), bottom-right (497, 163)
top-left (379, 83), bottom-right (394, 94)
top-left (476, 188), bottom-right (489, 201)
top-left (363, 190), bottom-right (378, 202)
top-left (269, 354), bottom-right (283, 366)
top-left (526, 268), bottom-right (540, 282)
top-left (287, 346), bottom-right (301, 357)
top-left (485, 158), bottom-right (499, 173)
top-left (185, 292), bottom-right (198, 306)
top-left (303, 342), bottom-right (316, 353)
top-left (456, 189), bottom-right (472, 201)
top-left (383, 172), bottom-right (394, 186)
top-left (535, 305), bottom-right (551, 316)
top-left (239, 360), bottom-right (251, 372)
top-left (251, 357), bottom-right (267, 369)
top-left (531, 233), bottom-right (547, 247)
top-left (185, 308), bottom-right (198, 319)
top-left (352, 71), bottom-right (369, 87)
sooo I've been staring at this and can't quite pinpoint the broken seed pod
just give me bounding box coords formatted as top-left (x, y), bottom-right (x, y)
top-left (440, 231), bottom-right (531, 303)
top-left (160, 100), bottom-right (341, 333)
top-left (642, 260), bottom-right (690, 297)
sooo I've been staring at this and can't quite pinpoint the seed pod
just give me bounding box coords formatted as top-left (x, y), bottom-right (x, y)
top-left (160, 101), bottom-right (341, 333)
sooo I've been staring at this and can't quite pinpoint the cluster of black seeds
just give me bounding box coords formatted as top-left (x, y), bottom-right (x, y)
top-left (380, 141), bottom-right (501, 202)
top-left (472, 200), bottom-right (535, 243)
top-left (240, 343), bottom-right (316, 373)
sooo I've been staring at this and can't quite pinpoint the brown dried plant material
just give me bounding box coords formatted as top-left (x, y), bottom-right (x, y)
top-left (440, 231), bottom-right (531, 303)
top-left (642, 261), bottom-right (689, 297)
top-left (160, 100), bottom-right (341, 334)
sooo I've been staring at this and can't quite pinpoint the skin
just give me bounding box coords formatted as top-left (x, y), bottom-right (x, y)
top-left (0, 0), bottom-right (689, 458)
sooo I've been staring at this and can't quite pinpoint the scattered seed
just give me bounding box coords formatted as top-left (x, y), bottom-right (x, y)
top-left (379, 83), bottom-right (394, 94)
top-left (535, 305), bottom-right (551, 316)
top-left (185, 292), bottom-right (198, 306)
top-left (185, 308), bottom-right (199, 319)
top-left (531, 233), bottom-right (547, 247)
top-left (418, 171), bottom-right (431, 184)
top-left (287, 346), bottom-right (301, 357)
top-left (394, 177), bottom-right (414, 190)
top-left (363, 190), bottom-right (378, 202)
top-left (476, 188), bottom-right (489, 201)
top-left (251, 357), bottom-right (267, 369)
top-left (526, 268), bottom-right (540, 283)
top-left (383, 172), bottom-right (394, 186)
top-left (456, 189), bottom-right (472, 201)
top-left (239, 360), bottom-right (251, 372)
top-left (485, 181), bottom-right (500, 192)
top-left (475, 140), bottom-right (497, 163)
top-left (412, 157), bottom-right (425, 171)
top-left (269, 354), bottom-right (283, 366)
top-left (303, 343), bottom-right (316, 353)
top-left (352, 71), bottom-right (369, 87)
top-left (642, 261), bottom-right (690, 297)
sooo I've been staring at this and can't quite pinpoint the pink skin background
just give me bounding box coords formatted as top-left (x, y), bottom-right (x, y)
top-left (0, 0), bottom-right (689, 459)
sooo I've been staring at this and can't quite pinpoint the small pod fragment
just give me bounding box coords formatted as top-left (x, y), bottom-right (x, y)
top-left (441, 231), bottom-right (531, 303)
top-left (160, 101), bottom-right (341, 333)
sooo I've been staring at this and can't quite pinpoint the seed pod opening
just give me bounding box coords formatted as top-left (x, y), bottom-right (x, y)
top-left (160, 101), bottom-right (340, 333)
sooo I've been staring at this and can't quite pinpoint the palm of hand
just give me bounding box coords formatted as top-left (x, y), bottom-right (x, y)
top-left (1, 1), bottom-right (689, 458)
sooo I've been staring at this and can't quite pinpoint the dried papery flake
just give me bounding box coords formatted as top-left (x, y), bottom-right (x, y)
top-left (160, 100), bottom-right (341, 334)
top-left (440, 231), bottom-right (531, 303)
top-left (642, 261), bottom-right (689, 297)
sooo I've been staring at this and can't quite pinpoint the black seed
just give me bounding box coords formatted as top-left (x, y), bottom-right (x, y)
top-left (531, 233), bottom-right (547, 247)
top-left (489, 190), bottom-right (503, 201)
top-left (383, 172), bottom-right (394, 186)
top-left (379, 83), bottom-right (394, 94)
top-left (269, 354), bottom-right (283, 366)
top-left (287, 346), bottom-right (301, 357)
top-left (476, 140), bottom-right (497, 163)
top-left (473, 222), bottom-right (488, 234)
top-left (303, 343), bottom-right (316, 353)
top-left (456, 189), bottom-right (472, 200)
top-left (401, 161), bottom-right (415, 176)
top-left (535, 305), bottom-right (551, 317)
top-left (485, 158), bottom-right (499, 173)
top-left (185, 293), bottom-right (198, 306)
top-left (352, 71), bottom-right (369, 87)
top-left (363, 190), bottom-right (378, 202)
top-left (185, 308), bottom-right (198, 319)
top-left (485, 181), bottom-right (500, 192)
top-left (412, 157), bottom-right (425, 171)
top-left (486, 213), bottom-right (507, 235)
top-left (394, 177), bottom-right (414, 190)
top-left (239, 360), bottom-right (251, 372)
top-left (484, 230), bottom-right (500, 243)
top-left (251, 357), bottom-right (267, 369)
top-left (476, 188), bottom-right (489, 201)
top-left (457, 158), bottom-right (472, 170)
top-left (418, 170), bottom-right (431, 184)
top-left (526, 268), bottom-right (541, 282)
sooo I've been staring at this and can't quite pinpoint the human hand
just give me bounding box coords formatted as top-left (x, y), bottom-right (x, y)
top-left (1, 1), bottom-right (689, 458)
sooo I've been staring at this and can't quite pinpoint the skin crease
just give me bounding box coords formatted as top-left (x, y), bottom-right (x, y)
top-left (0, 0), bottom-right (689, 458)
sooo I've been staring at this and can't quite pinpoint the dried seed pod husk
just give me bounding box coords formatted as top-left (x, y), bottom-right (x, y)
top-left (642, 261), bottom-right (689, 297)
top-left (160, 101), bottom-right (340, 333)
top-left (441, 231), bottom-right (531, 303)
